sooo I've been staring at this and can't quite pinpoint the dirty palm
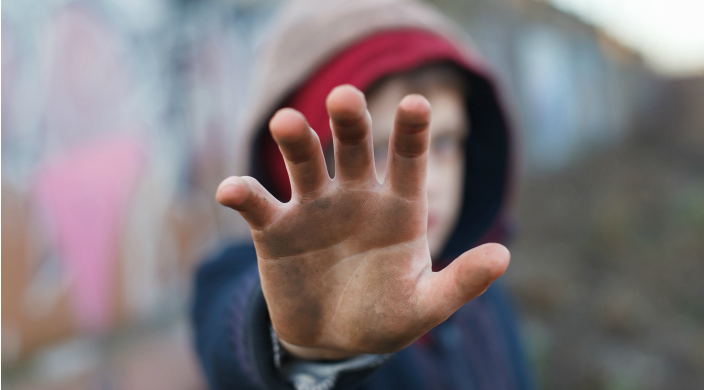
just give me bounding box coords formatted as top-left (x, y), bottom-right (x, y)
top-left (217, 85), bottom-right (510, 359)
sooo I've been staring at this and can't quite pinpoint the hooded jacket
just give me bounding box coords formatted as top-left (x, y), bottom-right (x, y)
top-left (192, 0), bottom-right (531, 389)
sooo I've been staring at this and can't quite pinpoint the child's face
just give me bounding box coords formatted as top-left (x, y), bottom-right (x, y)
top-left (366, 75), bottom-right (468, 259)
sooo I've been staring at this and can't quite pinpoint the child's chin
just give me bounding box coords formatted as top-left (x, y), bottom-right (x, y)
top-left (427, 214), bottom-right (437, 231)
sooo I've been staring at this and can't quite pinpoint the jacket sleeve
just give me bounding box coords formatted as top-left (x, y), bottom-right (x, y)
top-left (191, 243), bottom-right (275, 389)
top-left (191, 243), bottom-right (389, 390)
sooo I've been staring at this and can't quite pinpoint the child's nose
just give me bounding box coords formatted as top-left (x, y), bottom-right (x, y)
top-left (426, 153), bottom-right (441, 195)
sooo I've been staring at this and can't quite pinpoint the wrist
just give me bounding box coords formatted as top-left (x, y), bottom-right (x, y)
top-left (278, 338), bottom-right (357, 361)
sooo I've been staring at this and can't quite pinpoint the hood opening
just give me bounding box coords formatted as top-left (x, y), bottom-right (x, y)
top-left (249, 29), bottom-right (513, 259)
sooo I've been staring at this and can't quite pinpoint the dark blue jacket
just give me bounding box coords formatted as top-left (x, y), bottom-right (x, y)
top-left (192, 242), bottom-right (533, 390)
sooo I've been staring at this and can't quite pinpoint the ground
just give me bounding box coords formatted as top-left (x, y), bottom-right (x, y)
top-left (507, 81), bottom-right (704, 389)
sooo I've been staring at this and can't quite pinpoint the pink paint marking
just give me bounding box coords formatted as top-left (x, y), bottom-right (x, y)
top-left (34, 135), bottom-right (145, 333)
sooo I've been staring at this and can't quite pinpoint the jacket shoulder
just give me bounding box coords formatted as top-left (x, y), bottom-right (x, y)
top-left (196, 241), bottom-right (257, 278)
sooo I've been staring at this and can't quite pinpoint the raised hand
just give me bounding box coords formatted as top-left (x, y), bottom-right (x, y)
top-left (217, 85), bottom-right (510, 359)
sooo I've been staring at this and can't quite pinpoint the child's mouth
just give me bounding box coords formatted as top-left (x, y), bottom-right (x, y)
top-left (427, 214), bottom-right (437, 232)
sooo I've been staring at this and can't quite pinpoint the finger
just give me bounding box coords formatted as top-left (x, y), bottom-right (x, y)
top-left (415, 243), bottom-right (510, 323)
top-left (326, 85), bottom-right (376, 183)
top-left (269, 108), bottom-right (330, 196)
top-left (217, 176), bottom-right (281, 230)
top-left (385, 94), bottom-right (431, 198)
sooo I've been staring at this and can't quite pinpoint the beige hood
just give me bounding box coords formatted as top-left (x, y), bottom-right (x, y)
top-left (233, 0), bottom-right (490, 174)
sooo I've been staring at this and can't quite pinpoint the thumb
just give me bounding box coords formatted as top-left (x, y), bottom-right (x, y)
top-left (416, 243), bottom-right (510, 323)
top-left (216, 176), bottom-right (281, 230)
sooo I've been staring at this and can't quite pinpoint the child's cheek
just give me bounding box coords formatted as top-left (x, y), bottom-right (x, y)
top-left (426, 152), bottom-right (465, 257)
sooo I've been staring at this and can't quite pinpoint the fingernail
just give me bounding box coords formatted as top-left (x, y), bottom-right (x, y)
top-left (218, 177), bottom-right (240, 191)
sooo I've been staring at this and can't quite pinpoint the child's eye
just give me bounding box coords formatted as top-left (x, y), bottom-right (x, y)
top-left (431, 135), bottom-right (462, 158)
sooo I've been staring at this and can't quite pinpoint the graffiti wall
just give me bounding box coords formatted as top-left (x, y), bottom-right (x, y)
top-left (2, 0), bottom-right (276, 368)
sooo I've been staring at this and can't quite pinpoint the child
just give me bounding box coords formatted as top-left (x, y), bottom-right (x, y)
top-left (192, 0), bottom-right (532, 389)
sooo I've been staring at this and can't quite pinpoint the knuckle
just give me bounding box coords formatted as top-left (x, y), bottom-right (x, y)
top-left (333, 115), bottom-right (370, 144)
top-left (393, 140), bottom-right (428, 159)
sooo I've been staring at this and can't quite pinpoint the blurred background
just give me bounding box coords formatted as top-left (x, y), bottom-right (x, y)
top-left (2, 0), bottom-right (702, 389)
